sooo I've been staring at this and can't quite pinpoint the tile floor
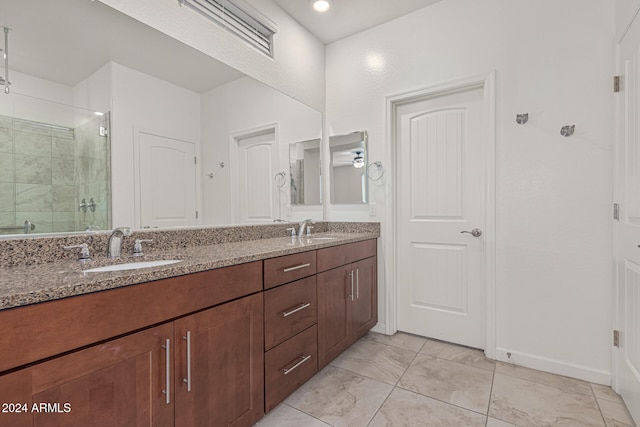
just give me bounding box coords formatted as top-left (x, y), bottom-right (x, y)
top-left (254, 332), bottom-right (637, 427)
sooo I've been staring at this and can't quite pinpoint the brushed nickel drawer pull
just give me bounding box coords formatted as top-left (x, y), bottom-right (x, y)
top-left (162, 339), bottom-right (171, 404)
top-left (283, 263), bottom-right (311, 272)
top-left (283, 354), bottom-right (312, 375)
top-left (356, 268), bottom-right (360, 299)
top-left (182, 331), bottom-right (192, 392)
top-left (281, 302), bottom-right (311, 317)
top-left (349, 270), bottom-right (355, 301)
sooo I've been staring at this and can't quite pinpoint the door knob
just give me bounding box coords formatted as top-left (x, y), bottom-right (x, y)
top-left (460, 228), bottom-right (482, 237)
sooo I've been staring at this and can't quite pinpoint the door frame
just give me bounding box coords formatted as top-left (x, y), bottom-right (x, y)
top-left (384, 71), bottom-right (497, 357)
top-left (228, 123), bottom-right (279, 223)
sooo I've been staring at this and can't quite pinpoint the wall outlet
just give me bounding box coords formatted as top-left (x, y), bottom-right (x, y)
top-left (286, 205), bottom-right (292, 217)
top-left (369, 202), bottom-right (377, 216)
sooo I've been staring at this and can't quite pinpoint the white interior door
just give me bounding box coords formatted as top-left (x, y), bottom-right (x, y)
top-left (234, 129), bottom-right (279, 223)
top-left (138, 132), bottom-right (197, 228)
top-left (614, 12), bottom-right (640, 424)
top-left (396, 85), bottom-right (486, 349)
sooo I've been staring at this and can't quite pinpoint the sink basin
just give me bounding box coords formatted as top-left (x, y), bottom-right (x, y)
top-left (84, 260), bottom-right (182, 273)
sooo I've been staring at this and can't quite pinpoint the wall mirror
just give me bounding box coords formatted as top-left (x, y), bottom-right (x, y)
top-left (289, 138), bottom-right (322, 206)
top-left (329, 131), bottom-right (368, 204)
top-left (0, 0), bottom-right (323, 237)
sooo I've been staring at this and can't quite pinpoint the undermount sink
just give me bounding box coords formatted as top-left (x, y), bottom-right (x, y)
top-left (84, 260), bottom-right (182, 273)
top-left (308, 237), bottom-right (336, 240)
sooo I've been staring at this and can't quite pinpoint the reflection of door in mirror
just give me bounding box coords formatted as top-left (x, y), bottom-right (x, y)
top-left (329, 131), bottom-right (368, 204)
top-left (0, 92), bottom-right (112, 235)
top-left (232, 127), bottom-right (280, 223)
top-left (289, 138), bottom-right (321, 206)
top-left (137, 132), bottom-right (197, 229)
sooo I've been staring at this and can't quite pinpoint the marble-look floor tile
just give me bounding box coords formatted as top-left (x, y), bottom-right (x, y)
top-left (364, 331), bottom-right (427, 352)
top-left (487, 417), bottom-right (519, 427)
top-left (285, 365), bottom-right (393, 427)
top-left (598, 398), bottom-right (637, 427)
top-left (592, 383), bottom-right (625, 403)
top-left (398, 353), bottom-right (493, 414)
top-left (421, 339), bottom-right (495, 372)
top-left (331, 336), bottom-right (416, 384)
top-left (254, 404), bottom-right (331, 427)
top-left (495, 362), bottom-right (593, 395)
top-left (489, 373), bottom-right (605, 427)
top-left (369, 387), bottom-right (486, 427)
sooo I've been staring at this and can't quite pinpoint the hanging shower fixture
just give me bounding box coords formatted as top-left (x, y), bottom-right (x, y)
top-left (1, 27), bottom-right (10, 94)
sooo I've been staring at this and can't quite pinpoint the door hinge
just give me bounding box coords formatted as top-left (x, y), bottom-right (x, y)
top-left (614, 75), bottom-right (624, 93)
top-left (614, 330), bottom-right (620, 347)
top-left (613, 203), bottom-right (620, 220)
top-left (194, 156), bottom-right (197, 165)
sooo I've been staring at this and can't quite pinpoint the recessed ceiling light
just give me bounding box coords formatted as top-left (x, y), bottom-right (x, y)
top-left (311, 0), bottom-right (332, 13)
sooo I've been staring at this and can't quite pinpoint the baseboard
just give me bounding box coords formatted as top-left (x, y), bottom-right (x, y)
top-left (371, 322), bottom-right (386, 334)
top-left (494, 347), bottom-right (611, 385)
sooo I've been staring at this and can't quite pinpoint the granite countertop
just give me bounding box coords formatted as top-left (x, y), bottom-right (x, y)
top-left (0, 232), bottom-right (378, 311)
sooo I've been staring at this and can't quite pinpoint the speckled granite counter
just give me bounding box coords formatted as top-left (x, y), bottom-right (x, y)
top-left (0, 223), bottom-right (379, 311)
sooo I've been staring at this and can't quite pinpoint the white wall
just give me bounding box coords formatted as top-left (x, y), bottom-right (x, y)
top-left (109, 62), bottom-right (201, 228)
top-left (326, 0), bottom-right (614, 383)
top-left (200, 76), bottom-right (322, 224)
top-left (98, 0), bottom-right (326, 112)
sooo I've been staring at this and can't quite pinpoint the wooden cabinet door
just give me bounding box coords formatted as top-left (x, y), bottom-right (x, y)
top-left (317, 266), bottom-right (351, 369)
top-left (0, 323), bottom-right (175, 427)
top-left (351, 256), bottom-right (378, 341)
top-left (174, 293), bottom-right (264, 427)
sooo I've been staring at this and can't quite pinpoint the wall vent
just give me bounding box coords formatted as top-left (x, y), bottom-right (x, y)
top-left (178, 0), bottom-right (276, 57)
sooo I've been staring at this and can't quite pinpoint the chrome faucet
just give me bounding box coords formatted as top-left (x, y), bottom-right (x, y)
top-left (297, 219), bottom-right (314, 238)
top-left (106, 227), bottom-right (132, 258)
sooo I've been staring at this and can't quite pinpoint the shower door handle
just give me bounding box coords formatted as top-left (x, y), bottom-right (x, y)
top-left (460, 228), bottom-right (482, 237)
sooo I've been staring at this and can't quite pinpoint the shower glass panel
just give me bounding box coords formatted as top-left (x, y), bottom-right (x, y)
top-left (0, 92), bottom-right (111, 235)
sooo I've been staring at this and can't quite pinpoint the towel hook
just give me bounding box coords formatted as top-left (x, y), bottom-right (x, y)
top-left (560, 125), bottom-right (575, 137)
top-left (516, 113), bottom-right (529, 125)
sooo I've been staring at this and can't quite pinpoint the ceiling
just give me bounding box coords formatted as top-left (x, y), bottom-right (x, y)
top-left (272, 0), bottom-right (443, 44)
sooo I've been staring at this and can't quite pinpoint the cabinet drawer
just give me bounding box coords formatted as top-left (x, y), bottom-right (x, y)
top-left (264, 276), bottom-right (317, 350)
top-left (264, 251), bottom-right (317, 289)
top-left (317, 239), bottom-right (377, 272)
top-left (265, 325), bottom-right (318, 412)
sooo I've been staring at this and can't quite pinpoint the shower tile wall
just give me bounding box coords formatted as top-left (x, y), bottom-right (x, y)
top-left (0, 114), bottom-right (110, 235)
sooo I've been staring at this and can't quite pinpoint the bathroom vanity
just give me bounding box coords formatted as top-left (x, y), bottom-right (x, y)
top-left (0, 223), bottom-right (378, 427)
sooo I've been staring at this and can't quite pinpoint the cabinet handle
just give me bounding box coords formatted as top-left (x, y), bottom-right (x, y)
top-left (162, 339), bottom-right (170, 404)
top-left (349, 270), bottom-right (355, 301)
top-left (283, 263), bottom-right (311, 273)
top-left (356, 268), bottom-right (359, 299)
top-left (282, 302), bottom-right (311, 317)
top-left (283, 354), bottom-right (312, 375)
top-left (183, 331), bottom-right (192, 392)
